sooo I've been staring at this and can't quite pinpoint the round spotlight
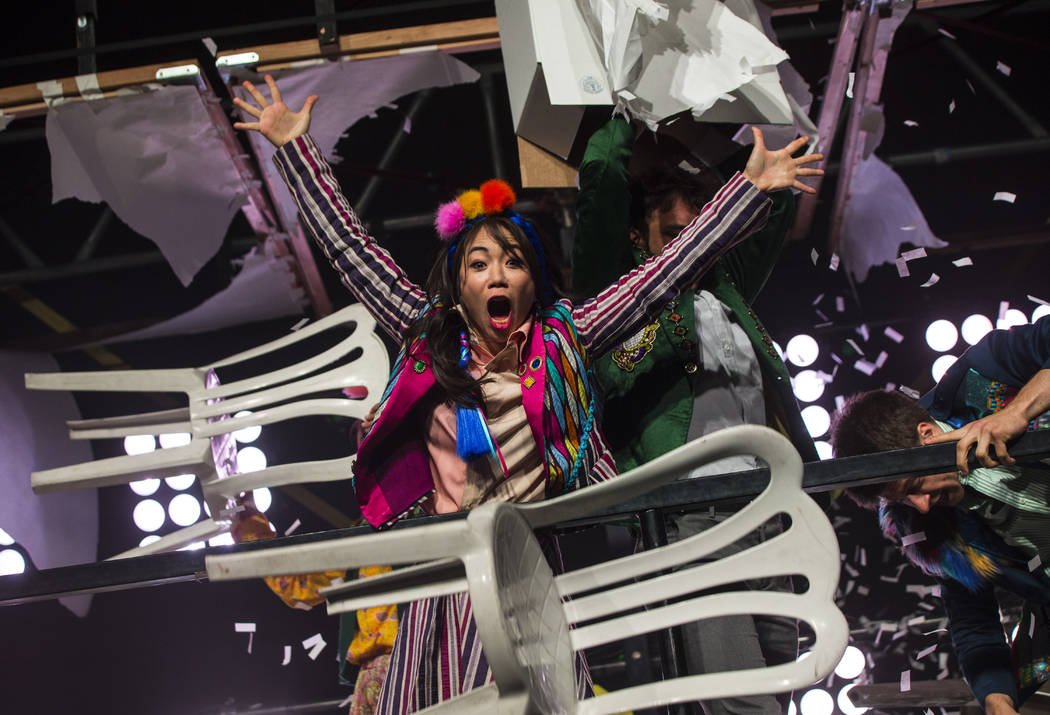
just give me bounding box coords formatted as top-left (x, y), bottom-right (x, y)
top-left (236, 446), bottom-right (268, 473)
top-left (997, 308), bottom-right (1028, 330)
top-left (132, 499), bottom-right (165, 532)
top-left (168, 494), bottom-right (202, 527)
top-left (0, 549), bottom-right (26, 576)
top-left (129, 478), bottom-right (161, 496)
top-left (837, 684), bottom-right (869, 715)
top-left (801, 405), bottom-right (831, 439)
top-left (786, 334), bottom-right (819, 367)
top-left (253, 487), bottom-right (272, 513)
top-left (835, 645), bottom-right (866, 680)
top-left (164, 473), bottom-right (196, 491)
top-left (814, 441), bottom-right (833, 460)
top-left (787, 701), bottom-right (797, 715)
top-left (233, 411), bottom-right (262, 444)
top-left (159, 432), bottom-right (191, 449)
top-left (209, 533), bottom-right (235, 547)
top-left (925, 319), bottom-right (958, 352)
top-left (799, 688), bottom-right (834, 715)
top-left (792, 369), bottom-right (826, 403)
top-left (0, 527), bottom-right (14, 546)
top-left (123, 434), bottom-right (157, 456)
top-left (932, 354), bottom-right (958, 382)
top-left (139, 535), bottom-right (161, 548)
top-left (960, 314), bottom-right (993, 346)
top-left (1033, 304), bottom-right (1050, 323)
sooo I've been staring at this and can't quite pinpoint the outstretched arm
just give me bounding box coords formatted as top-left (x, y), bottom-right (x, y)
top-left (925, 368), bottom-right (1050, 473)
top-left (237, 75), bottom-right (427, 339)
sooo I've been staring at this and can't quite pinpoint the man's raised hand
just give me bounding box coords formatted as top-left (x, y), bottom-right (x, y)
top-left (742, 127), bottom-right (823, 194)
top-left (232, 75), bottom-right (318, 148)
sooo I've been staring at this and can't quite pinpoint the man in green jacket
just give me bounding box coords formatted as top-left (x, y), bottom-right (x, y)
top-left (573, 116), bottom-right (818, 714)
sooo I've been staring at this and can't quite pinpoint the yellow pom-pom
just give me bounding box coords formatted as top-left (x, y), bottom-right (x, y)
top-left (457, 190), bottom-right (484, 220)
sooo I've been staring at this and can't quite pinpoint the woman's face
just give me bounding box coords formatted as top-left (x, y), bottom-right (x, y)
top-left (457, 226), bottom-right (536, 352)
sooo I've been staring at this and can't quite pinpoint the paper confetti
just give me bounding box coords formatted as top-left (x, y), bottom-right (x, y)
top-left (845, 338), bottom-right (865, 356)
top-left (677, 159), bottom-right (701, 175)
top-left (811, 248), bottom-right (819, 265)
top-left (901, 248), bottom-right (927, 261)
top-left (893, 629), bottom-right (908, 641)
top-left (1029, 295), bottom-right (1050, 306)
top-left (900, 670), bottom-right (911, 692)
top-left (829, 253), bottom-right (840, 271)
top-left (1029, 555), bottom-right (1042, 572)
top-left (952, 257), bottom-right (973, 267)
top-left (999, 301), bottom-right (1010, 322)
top-left (284, 519), bottom-right (301, 536)
top-left (907, 616), bottom-right (927, 626)
top-left (282, 645), bottom-right (291, 665)
top-left (338, 693), bottom-right (354, 708)
top-left (836, 296), bottom-right (845, 312)
top-left (814, 321), bottom-right (833, 329)
top-left (835, 395), bottom-right (846, 411)
top-left (290, 317), bottom-right (310, 331)
top-left (949, 99), bottom-right (956, 114)
top-left (859, 548), bottom-right (867, 567)
top-left (844, 563), bottom-right (859, 578)
top-left (966, 78), bottom-right (976, 95)
top-left (884, 326), bottom-right (904, 343)
top-left (919, 602), bottom-right (936, 611)
top-left (996, 60), bottom-right (1012, 76)
top-left (937, 27), bottom-right (956, 39)
top-left (812, 293), bottom-right (824, 306)
top-left (920, 273), bottom-right (940, 288)
top-left (830, 353), bottom-right (843, 365)
top-left (932, 585), bottom-right (941, 598)
top-left (895, 257), bottom-right (910, 277)
top-left (855, 360), bottom-right (877, 376)
top-left (857, 584), bottom-right (869, 596)
top-left (875, 351), bottom-right (889, 368)
top-left (884, 382), bottom-right (896, 392)
top-left (923, 627), bottom-right (949, 635)
top-left (303, 633), bottom-right (327, 660)
top-left (235, 623), bottom-right (256, 654)
top-left (846, 72), bottom-right (855, 99)
top-left (815, 308), bottom-right (829, 321)
top-left (994, 191), bottom-right (1017, 203)
top-left (899, 385), bottom-right (921, 400)
top-left (903, 119), bottom-right (919, 127)
top-left (856, 324), bottom-right (870, 341)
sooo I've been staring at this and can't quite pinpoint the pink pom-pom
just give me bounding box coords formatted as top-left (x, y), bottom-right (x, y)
top-left (434, 200), bottom-right (466, 240)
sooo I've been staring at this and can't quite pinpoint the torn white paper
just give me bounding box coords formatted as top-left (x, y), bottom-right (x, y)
top-left (810, 248), bottom-right (819, 265)
top-left (1028, 295), bottom-right (1050, 306)
top-left (899, 385), bottom-right (921, 400)
top-left (996, 60), bottom-right (1012, 76)
top-left (811, 293), bottom-right (824, 306)
top-left (235, 622), bottom-right (257, 632)
top-left (856, 324), bottom-right (870, 342)
top-left (948, 99), bottom-right (956, 114)
top-left (846, 72), bottom-right (855, 98)
top-left (854, 360), bottom-right (877, 376)
top-left (282, 645), bottom-right (291, 665)
top-left (284, 518), bottom-right (302, 536)
top-left (952, 257), bottom-right (973, 267)
top-left (937, 28), bottom-right (956, 39)
top-left (846, 338), bottom-right (865, 356)
top-left (920, 273), bottom-right (940, 288)
top-left (829, 253), bottom-right (839, 271)
top-left (884, 326), bottom-right (904, 343)
top-left (290, 317), bottom-right (310, 331)
top-left (903, 119), bottom-right (919, 127)
top-left (901, 531), bottom-right (926, 547)
top-left (1029, 555), bottom-right (1042, 572)
top-left (993, 191), bottom-right (1017, 203)
top-left (900, 670), bottom-right (911, 692)
top-left (836, 296), bottom-right (845, 313)
top-left (895, 257), bottom-right (910, 278)
top-left (875, 351), bottom-right (888, 368)
top-left (302, 633), bottom-right (327, 660)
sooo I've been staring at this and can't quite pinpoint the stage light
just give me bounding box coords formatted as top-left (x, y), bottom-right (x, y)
top-left (792, 370), bottom-right (826, 403)
top-left (233, 410), bottom-right (262, 444)
top-left (932, 354), bottom-right (958, 382)
top-left (799, 688), bottom-right (834, 715)
top-left (786, 334), bottom-right (819, 367)
top-left (1033, 304), bottom-right (1050, 323)
top-left (787, 701), bottom-right (797, 715)
top-left (0, 549), bottom-right (26, 576)
top-left (209, 533), bottom-right (235, 547)
top-left (802, 405), bottom-right (831, 439)
top-left (236, 446), bottom-right (267, 473)
top-left (960, 314), bottom-right (993, 346)
top-left (159, 432), bottom-right (191, 449)
top-left (835, 645), bottom-right (866, 679)
top-left (997, 308), bottom-right (1027, 330)
top-left (139, 535), bottom-right (161, 548)
top-left (814, 441), bottom-right (833, 460)
top-left (253, 487), bottom-right (272, 513)
top-left (837, 684), bottom-right (869, 715)
top-left (129, 478), bottom-right (161, 496)
top-left (164, 473), bottom-right (196, 491)
top-left (0, 527), bottom-right (15, 545)
top-left (925, 319), bottom-right (958, 352)
top-left (123, 434), bottom-right (157, 456)
top-left (133, 499), bottom-right (165, 532)
top-left (168, 494), bottom-right (202, 527)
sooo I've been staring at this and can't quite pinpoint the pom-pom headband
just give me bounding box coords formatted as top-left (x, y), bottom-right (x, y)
top-left (434, 179), bottom-right (554, 305)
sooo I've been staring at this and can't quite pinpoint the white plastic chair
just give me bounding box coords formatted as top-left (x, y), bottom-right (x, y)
top-left (206, 424), bottom-right (848, 714)
top-left (24, 303), bottom-right (389, 558)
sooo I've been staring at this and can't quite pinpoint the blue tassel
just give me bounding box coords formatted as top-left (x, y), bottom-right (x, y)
top-left (456, 405), bottom-right (495, 461)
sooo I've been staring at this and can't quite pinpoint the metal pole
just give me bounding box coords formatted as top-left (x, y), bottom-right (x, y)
top-left (355, 89), bottom-right (432, 220)
top-left (75, 206), bottom-right (114, 262)
top-left (0, 213), bottom-right (44, 268)
top-left (479, 73), bottom-right (508, 180)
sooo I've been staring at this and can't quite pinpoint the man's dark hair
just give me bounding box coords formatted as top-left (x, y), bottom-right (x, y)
top-left (830, 390), bottom-right (933, 508)
top-left (628, 163), bottom-right (724, 236)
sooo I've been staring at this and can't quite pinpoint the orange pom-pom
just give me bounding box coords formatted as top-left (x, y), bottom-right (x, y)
top-left (480, 179), bottom-right (516, 215)
top-left (457, 190), bottom-right (484, 220)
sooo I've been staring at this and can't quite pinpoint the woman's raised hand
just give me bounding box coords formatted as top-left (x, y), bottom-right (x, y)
top-left (742, 127), bottom-right (823, 194)
top-left (232, 74), bottom-right (318, 148)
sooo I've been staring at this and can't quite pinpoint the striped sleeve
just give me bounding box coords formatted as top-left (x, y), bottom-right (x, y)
top-left (272, 134), bottom-right (427, 340)
top-left (571, 172), bottom-right (771, 357)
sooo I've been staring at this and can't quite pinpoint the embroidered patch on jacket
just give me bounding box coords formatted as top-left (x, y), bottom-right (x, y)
top-left (611, 321), bottom-right (659, 372)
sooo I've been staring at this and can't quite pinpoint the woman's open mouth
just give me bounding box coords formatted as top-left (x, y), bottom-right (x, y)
top-left (487, 296), bottom-right (512, 330)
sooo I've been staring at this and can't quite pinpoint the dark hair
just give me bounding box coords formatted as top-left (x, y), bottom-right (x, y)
top-left (404, 216), bottom-right (554, 409)
top-left (628, 163), bottom-right (724, 237)
top-left (830, 390), bottom-right (934, 508)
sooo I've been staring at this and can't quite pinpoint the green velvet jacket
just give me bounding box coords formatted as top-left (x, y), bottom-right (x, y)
top-left (573, 117), bottom-right (817, 470)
